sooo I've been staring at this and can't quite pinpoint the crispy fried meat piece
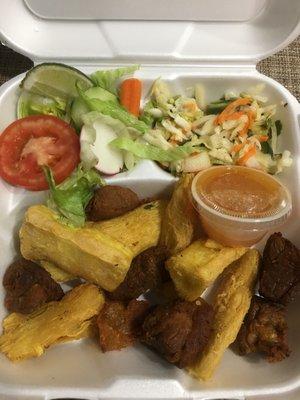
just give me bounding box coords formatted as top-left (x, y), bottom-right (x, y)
top-left (259, 233), bottom-right (300, 305)
top-left (86, 185), bottom-right (140, 221)
top-left (109, 246), bottom-right (169, 301)
top-left (141, 298), bottom-right (214, 368)
top-left (97, 299), bottom-right (150, 352)
top-left (3, 258), bottom-right (64, 314)
top-left (235, 296), bottom-right (290, 363)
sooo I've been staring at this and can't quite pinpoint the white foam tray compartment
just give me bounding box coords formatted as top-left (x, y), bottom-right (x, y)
top-left (0, 66), bottom-right (299, 399)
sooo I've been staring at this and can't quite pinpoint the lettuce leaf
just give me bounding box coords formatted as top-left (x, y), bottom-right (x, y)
top-left (17, 91), bottom-right (70, 121)
top-left (90, 65), bottom-right (140, 95)
top-left (110, 136), bottom-right (194, 162)
top-left (44, 165), bottom-right (105, 227)
top-left (78, 87), bottom-right (148, 134)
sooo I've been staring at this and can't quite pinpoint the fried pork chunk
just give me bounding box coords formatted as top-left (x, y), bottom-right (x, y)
top-left (109, 246), bottom-right (168, 301)
top-left (236, 296), bottom-right (290, 362)
top-left (259, 233), bottom-right (300, 305)
top-left (3, 258), bottom-right (64, 314)
top-left (141, 299), bottom-right (214, 369)
top-left (97, 299), bottom-right (150, 352)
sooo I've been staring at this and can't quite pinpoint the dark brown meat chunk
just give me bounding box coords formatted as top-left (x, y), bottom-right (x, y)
top-left (86, 185), bottom-right (140, 221)
top-left (259, 233), bottom-right (300, 305)
top-left (97, 299), bottom-right (150, 352)
top-left (141, 298), bottom-right (214, 368)
top-left (235, 296), bottom-right (290, 363)
top-left (109, 246), bottom-right (169, 301)
top-left (3, 258), bottom-right (64, 314)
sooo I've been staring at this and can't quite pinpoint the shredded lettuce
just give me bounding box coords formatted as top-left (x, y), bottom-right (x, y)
top-left (110, 136), bottom-right (194, 162)
top-left (44, 165), bottom-right (105, 227)
top-left (77, 86), bottom-right (148, 134)
top-left (17, 91), bottom-right (70, 121)
top-left (139, 100), bottom-right (157, 126)
top-left (90, 65), bottom-right (140, 95)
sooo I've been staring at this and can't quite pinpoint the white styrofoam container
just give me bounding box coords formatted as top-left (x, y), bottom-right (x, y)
top-left (0, 1), bottom-right (300, 399)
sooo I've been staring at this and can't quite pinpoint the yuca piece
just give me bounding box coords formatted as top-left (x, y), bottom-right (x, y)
top-left (188, 249), bottom-right (260, 381)
top-left (166, 239), bottom-right (247, 300)
top-left (160, 174), bottom-right (200, 256)
top-left (0, 284), bottom-right (104, 362)
top-left (20, 205), bottom-right (134, 291)
top-left (40, 260), bottom-right (76, 283)
top-left (94, 200), bottom-right (167, 257)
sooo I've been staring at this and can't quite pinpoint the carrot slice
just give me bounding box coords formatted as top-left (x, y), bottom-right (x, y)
top-left (215, 97), bottom-right (252, 125)
top-left (257, 135), bottom-right (269, 142)
top-left (231, 143), bottom-right (244, 154)
top-left (222, 111), bottom-right (244, 122)
top-left (237, 145), bottom-right (256, 165)
top-left (120, 78), bottom-right (142, 117)
top-left (238, 110), bottom-right (255, 138)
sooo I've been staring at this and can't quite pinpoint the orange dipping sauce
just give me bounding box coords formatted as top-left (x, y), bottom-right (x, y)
top-left (191, 166), bottom-right (292, 246)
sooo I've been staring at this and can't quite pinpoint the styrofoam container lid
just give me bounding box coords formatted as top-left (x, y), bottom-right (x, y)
top-left (1, 0), bottom-right (300, 64)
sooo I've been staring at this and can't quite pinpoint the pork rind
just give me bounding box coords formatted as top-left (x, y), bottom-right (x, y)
top-left (166, 239), bottom-right (247, 300)
top-left (188, 249), bottom-right (260, 380)
top-left (160, 174), bottom-right (200, 256)
top-left (0, 284), bottom-right (104, 362)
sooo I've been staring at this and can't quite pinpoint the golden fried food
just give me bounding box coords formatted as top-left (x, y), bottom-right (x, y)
top-left (20, 205), bottom-right (134, 291)
top-left (166, 239), bottom-right (247, 300)
top-left (94, 200), bottom-right (167, 257)
top-left (98, 299), bottom-right (150, 352)
top-left (188, 249), bottom-right (260, 381)
top-left (0, 284), bottom-right (104, 362)
top-left (154, 280), bottom-right (179, 304)
top-left (160, 174), bottom-right (200, 256)
top-left (40, 260), bottom-right (76, 283)
top-left (3, 258), bottom-right (64, 314)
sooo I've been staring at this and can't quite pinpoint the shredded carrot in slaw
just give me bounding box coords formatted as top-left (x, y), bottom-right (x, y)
top-left (237, 145), bottom-right (257, 165)
top-left (215, 97), bottom-right (252, 125)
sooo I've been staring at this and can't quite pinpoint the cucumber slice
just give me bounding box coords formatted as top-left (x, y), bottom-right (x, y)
top-left (71, 86), bottom-right (118, 130)
top-left (71, 98), bottom-right (89, 131)
top-left (85, 87), bottom-right (117, 103)
top-left (20, 63), bottom-right (93, 100)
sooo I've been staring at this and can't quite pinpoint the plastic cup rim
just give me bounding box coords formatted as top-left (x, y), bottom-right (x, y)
top-left (191, 166), bottom-right (292, 226)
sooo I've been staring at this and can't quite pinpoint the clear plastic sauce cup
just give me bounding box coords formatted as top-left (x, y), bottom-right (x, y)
top-left (191, 166), bottom-right (292, 246)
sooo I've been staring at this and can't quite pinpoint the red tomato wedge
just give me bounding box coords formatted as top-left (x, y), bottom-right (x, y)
top-left (0, 115), bottom-right (80, 191)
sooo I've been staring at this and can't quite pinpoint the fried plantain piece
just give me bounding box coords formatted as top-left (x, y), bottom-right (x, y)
top-left (166, 239), bottom-right (247, 300)
top-left (0, 284), bottom-right (104, 362)
top-left (94, 200), bottom-right (167, 258)
top-left (188, 249), bottom-right (260, 381)
top-left (39, 260), bottom-right (76, 283)
top-left (97, 299), bottom-right (150, 352)
top-left (160, 174), bottom-right (200, 256)
top-left (20, 205), bottom-right (134, 291)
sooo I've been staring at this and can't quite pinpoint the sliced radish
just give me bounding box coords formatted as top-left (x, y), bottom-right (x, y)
top-left (80, 121), bottom-right (124, 175)
top-left (182, 152), bottom-right (211, 173)
top-left (92, 121), bottom-right (124, 175)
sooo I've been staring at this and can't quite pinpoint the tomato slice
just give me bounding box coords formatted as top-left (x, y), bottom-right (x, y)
top-left (0, 115), bottom-right (80, 191)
